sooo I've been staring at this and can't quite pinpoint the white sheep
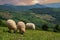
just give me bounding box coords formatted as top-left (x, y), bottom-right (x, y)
top-left (6, 19), bottom-right (17, 33)
top-left (17, 21), bottom-right (26, 34)
top-left (26, 23), bottom-right (35, 30)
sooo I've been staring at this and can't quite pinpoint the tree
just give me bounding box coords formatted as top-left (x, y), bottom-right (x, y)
top-left (42, 24), bottom-right (48, 31)
top-left (53, 24), bottom-right (59, 32)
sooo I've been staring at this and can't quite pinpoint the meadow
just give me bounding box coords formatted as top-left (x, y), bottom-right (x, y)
top-left (0, 9), bottom-right (60, 40)
top-left (0, 26), bottom-right (60, 40)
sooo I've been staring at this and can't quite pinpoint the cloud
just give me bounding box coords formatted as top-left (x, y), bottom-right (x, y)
top-left (0, 0), bottom-right (60, 5)
top-left (0, 0), bottom-right (33, 5)
top-left (40, 0), bottom-right (60, 4)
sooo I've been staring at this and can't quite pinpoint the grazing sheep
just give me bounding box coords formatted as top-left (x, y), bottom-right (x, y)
top-left (17, 21), bottom-right (26, 34)
top-left (6, 19), bottom-right (17, 33)
top-left (26, 23), bottom-right (35, 30)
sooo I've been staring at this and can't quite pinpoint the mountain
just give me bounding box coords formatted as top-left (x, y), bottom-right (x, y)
top-left (0, 3), bottom-right (60, 12)
top-left (0, 4), bottom-right (17, 11)
top-left (0, 4), bottom-right (47, 11)
top-left (30, 4), bottom-right (47, 9)
top-left (44, 3), bottom-right (60, 8)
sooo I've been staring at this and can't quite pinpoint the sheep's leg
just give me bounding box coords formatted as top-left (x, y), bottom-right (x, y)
top-left (20, 32), bottom-right (24, 35)
top-left (14, 29), bottom-right (17, 33)
top-left (8, 29), bottom-right (11, 33)
top-left (20, 30), bottom-right (25, 35)
top-left (18, 30), bottom-right (23, 34)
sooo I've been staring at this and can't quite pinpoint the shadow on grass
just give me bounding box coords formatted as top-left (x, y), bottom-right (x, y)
top-left (37, 29), bottom-right (60, 33)
top-left (3, 29), bottom-right (25, 35)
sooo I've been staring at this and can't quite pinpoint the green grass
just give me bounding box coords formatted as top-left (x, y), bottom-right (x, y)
top-left (0, 26), bottom-right (60, 40)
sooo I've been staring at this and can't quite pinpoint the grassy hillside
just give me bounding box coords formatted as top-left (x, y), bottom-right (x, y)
top-left (0, 11), bottom-right (54, 29)
top-left (0, 26), bottom-right (60, 40)
top-left (51, 8), bottom-right (60, 12)
top-left (0, 5), bottom-right (60, 40)
top-left (30, 8), bottom-right (60, 24)
top-left (0, 7), bottom-right (60, 24)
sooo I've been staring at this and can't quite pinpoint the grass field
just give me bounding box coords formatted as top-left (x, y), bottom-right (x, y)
top-left (0, 26), bottom-right (60, 40)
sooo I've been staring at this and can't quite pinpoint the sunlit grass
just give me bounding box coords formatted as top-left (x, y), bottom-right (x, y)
top-left (0, 26), bottom-right (60, 40)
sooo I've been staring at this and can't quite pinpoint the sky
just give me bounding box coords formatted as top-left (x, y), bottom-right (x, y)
top-left (0, 0), bottom-right (60, 5)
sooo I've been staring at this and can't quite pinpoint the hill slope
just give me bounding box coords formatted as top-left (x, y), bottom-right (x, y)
top-left (0, 26), bottom-right (60, 40)
top-left (30, 8), bottom-right (60, 24)
top-left (0, 11), bottom-right (54, 29)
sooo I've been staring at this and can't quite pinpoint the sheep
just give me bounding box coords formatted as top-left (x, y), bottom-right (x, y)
top-left (26, 23), bottom-right (35, 30)
top-left (6, 19), bottom-right (17, 33)
top-left (17, 21), bottom-right (26, 34)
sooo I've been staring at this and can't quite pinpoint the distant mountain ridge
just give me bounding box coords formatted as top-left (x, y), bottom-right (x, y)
top-left (0, 3), bottom-right (60, 11)
top-left (0, 4), bottom-right (48, 11)
top-left (44, 3), bottom-right (60, 8)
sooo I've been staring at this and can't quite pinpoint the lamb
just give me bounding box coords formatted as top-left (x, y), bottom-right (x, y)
top-left (26, 23), bottom-right (35, 30)
top-left (6, 19), bottom-right (17, 33)
top-left (17, 21), bottom-right (26, 34)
